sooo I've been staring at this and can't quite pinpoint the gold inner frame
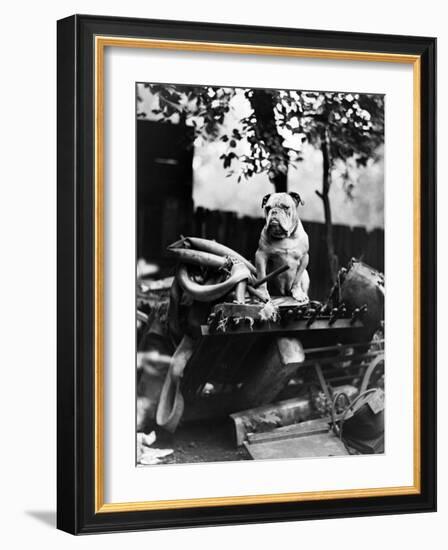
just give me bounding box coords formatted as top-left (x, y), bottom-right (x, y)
top-left (94, 36), bottom-right (421, 513)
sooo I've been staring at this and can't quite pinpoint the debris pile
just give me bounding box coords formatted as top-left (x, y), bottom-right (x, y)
top-left (136, 431), bottom-right (174, 466)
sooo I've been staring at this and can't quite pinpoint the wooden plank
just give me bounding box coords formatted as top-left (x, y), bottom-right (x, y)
top-left (245, 432), bottom-right (349, 460)
top-left (247, 417), bottom-right (332, 444)
top-left (202, 318), bottom-right (365, 336)
top-left (230, 397), bottom-right (313, 446)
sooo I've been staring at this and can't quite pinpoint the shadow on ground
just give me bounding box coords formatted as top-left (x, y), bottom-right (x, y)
top-left (26, 510), bottom-right (56, 528)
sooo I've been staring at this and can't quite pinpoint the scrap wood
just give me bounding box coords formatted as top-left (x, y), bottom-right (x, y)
top-left (244, 431), bottom-right (349, 460)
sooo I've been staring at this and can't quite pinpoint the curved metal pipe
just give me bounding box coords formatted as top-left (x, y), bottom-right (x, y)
top-left (170, 236), bottom-right (257, 275)
top-left (177, 262), bottom-right (251, 302)
top-left (167, 247), bottom-right (227, 269)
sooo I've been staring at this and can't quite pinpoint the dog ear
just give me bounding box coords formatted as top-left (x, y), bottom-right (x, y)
top-left (261, 194), bottom-right (272, 209)
top-left (289, 192), bottom-right (304, 206)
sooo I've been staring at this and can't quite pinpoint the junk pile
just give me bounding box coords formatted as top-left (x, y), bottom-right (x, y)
top-left (231, 385), bottom-right (384, 460)
top-left (136, 236), bottom-right (385, 461)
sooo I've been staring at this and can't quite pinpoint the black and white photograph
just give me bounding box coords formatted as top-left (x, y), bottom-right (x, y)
top-left (0, 0), bottom-right (440, 542)
top-left (135, 82), bottom-right (385, 466)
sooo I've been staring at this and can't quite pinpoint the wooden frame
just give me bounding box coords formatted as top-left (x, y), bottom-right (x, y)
top-left (57, 14), bottom-right (436, 534)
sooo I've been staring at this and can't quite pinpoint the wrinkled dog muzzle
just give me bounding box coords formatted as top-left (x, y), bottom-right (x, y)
top-left (267, 209), bottom-right (292, 238)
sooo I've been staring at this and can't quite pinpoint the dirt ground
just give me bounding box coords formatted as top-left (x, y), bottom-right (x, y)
top-left (154, 419), bottom-right (250, 464)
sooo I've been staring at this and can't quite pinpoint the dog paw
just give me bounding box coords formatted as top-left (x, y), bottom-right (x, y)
top-left (257, 285), bottom-right (271, 302)
top-left (291, 287), bottom-right (309, 304)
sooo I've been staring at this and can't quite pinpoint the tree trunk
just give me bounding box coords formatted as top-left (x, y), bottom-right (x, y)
top-left (249, 90), bottom-right (288, 192)
top-left (316, 127), bottom-right (339, 283)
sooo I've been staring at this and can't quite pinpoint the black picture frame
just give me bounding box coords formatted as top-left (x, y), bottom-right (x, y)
top-left (57, 14), bottom-right (436, 534)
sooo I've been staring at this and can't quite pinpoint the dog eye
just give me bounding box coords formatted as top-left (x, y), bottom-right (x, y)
top-left (265, 206), bottom-right (271, 212)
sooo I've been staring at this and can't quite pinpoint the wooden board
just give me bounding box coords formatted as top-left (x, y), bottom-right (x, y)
top-left (202, 318), bottom-right (365, 336)
top-left (245, 431), bottom-right (349, 460)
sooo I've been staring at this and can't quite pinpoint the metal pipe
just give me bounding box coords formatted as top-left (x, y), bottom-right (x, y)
top-left (252, 263), bottom-right (289, 288)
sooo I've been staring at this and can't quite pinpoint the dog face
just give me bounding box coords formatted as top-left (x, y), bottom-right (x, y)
top-left (262, 192), bottom-right (303, 239)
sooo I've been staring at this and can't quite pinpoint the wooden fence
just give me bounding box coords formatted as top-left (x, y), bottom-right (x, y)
top-left (138, 204), bottom-right (384, 301)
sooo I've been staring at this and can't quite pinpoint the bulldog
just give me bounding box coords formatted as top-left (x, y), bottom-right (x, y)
top-left (255, 192), bottom-right (310, 303)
